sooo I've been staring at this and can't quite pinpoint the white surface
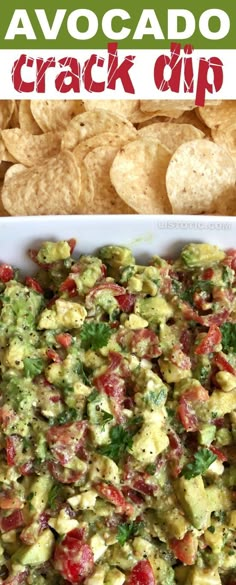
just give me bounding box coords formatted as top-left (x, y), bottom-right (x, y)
top-left (1, 49), bottom-right (235, 99)
top-left (0, 215), bottom-right (235, 273)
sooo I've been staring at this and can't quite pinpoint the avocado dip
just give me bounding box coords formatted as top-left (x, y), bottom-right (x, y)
top-left (0, 239), bottom-right (235, 585)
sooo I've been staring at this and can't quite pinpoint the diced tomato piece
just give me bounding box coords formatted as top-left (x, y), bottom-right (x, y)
top-left (130, 329), bottom-right (161, 359)
top-left (169, 346), bottom-right (191, 370)
top-left (95, 482), bottom-right (133, 516)
top-left (180, 329), bottom-right (192, 355)
top-left (167, 430), bottom-right (184, 478)
top-left (55, 333), bottom-right (73, 348)
top-left (47, 420), bottom-right (87, 466)
top-left (214, 352), bottom-right (236, 375)
top-left (209, 445), bottom-right (227, 462)
top-left (0, 491), bottom-right (23, 510)
top-left (46, 348), bottom-right (61, 363)
top-left (94, 364), bottom-right (125, 422)
top-left (132, 477), bottom-right (157, 497)
top-left (6, 436), bottom-right (17, 466)
top-left (60, 277), bottom-right (76, 294)
top-left (203, 309), bottom-right (229, 327)
top-left (54, 531), bottom-right (94, 584)
top-left (0, 264), bottom-right (14, 282)
top-left (212, 416), bottom-right (225, 428)
top-left (178, 400), bottom-right (198, 432)
top-left (25, 277), bottom-right (43, 293)
top-left (67, 238), bottom-right (76, 254)
top-left (183, 386), bottom-right (209, 402)
top-left (0, 406), bottom-right (16, 432)
top-left (181, 302), bottom-right (204, 325)
top-left (116, 293), bottom-right (135, 313)
top-left (0, 509), bottom-right (24, 532)
top-left (60, 278), bottom-right (76, 293)
top-left (223, 249), bottom-right (236, 271)
top-left (202, 268), bottom-right (214, 280)
top-left (195, 325), bottom-right (222, 355)
top-left (107, 351), bottom-right (130, 378)
top-left (85, 283), bottom-right (125, 308)
top-left (19, 461), bottom-right (34, 476)
top-left (170, 531), bottom-right (198, 565)
top-left (122, 487), bottom-right (144, 506)
top-left (126, 560), bottom-right (155, 585)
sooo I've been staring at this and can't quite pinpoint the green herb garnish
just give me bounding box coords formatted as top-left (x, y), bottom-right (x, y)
top-left (181, 280), bottom-right (212, 305)
top-left (220, 323), bottom-right (236, 354)
top-left (80, 322), bottom-right (112, 350)
top-left (144, 388), bottom-right (167, 406)
top-left (208, 526), bottom-right (216, 534)
top-left (101, 410), bottom-right (113, 430)
top-left (77, 359), bottom-right (91, 386)
top-left (181, 448), bottom-right (217, 479)
top-left (49, 407), bottom-right (78, 426)
top-left (146, 464), bottom-right (156, 475)
top-left (47, 484), bottom-right (61, 511)
top-left (87, 389), bottom-right (100, 403)
top-left (23, 357), bottom-right (44, 378)
top-left (117, 521), bottom-right (144, 546)
top-left (98, 425), bottom-right (134, 462)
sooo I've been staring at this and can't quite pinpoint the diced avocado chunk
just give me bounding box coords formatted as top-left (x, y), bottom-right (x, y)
top-left (38, 299), bottom-right (87, 330)
top-left (135, 297), bottom-right (173, 324)
top-left (215, 371), bottom-right (236, 392)
top-left (198, 424), bottom-right (216, 447)
top-left (207, 389), bottom-right (236, 417)
top-left (12, 529), bottom-right (54, 565)
top-left (28, 475), bottom-right (53, 517)
top-left (37, 240), bottom-right (71, 263)
top-left (132, 423), bottom-right (169, 464)
top-left (73, 257), bottom-right (103, 293)
top-left (181, 244), bottom-right (225, 268)
top-left (186, 567), bottom-right (221, 585)
top-left (99, 246), bottom-right (135, 269)
top-left (175, 476), bottom-right (210, 529)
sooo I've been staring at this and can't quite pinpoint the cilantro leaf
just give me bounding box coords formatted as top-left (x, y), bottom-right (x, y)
top-left (181, 280), bottom-right (212, 305)
top-left (101, 410), bottom-right (113, 430)
top-left (222, 265), bottom-right (234, 287)
top-left (77, 359), bottom-right (91, 386)
top-left (117, 521), bottom-right (144, 546)
top-left (220, 323), bottom-right (236, 354)
top-left (87, 389), bottom-right (100, 403)
top-left (144, 387), bottom-right (167, 406)
top-left (80, 322), bottom-right (112, 350)
top-left (23, 357), bottom-right (44, 378)
top-left (47, 484), bottom-right (61, 510)
top-left (98, 425), bottom-right (133, 462)
top-left (181, 448), bottom-right (217, 479)
top-left (49, 408), bottom-right (78, 426)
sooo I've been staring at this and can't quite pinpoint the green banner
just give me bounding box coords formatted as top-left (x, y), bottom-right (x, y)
top-left (0, 0), bottom-right (235, 50)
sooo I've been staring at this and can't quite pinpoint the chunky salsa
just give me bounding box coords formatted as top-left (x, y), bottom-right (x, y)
top-left (0, 240), bottom-right (235, 585)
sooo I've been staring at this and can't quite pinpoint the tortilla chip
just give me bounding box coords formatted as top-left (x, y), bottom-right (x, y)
top-left (82, 145), bottom-right (135, 214)
top-left (1, 129), bottom-right (61, 167)
top-left (9, 102), bottom-right (20, 129)
top-left (166, 140), bottom-right (236, 215)
top-left (19, 101), bottom-right (42, 135)
top-left (198, 101), bottom-right (236, 129)
top-left (138, 123), bottom-right (204, 153)
top-left (0, 101), bottom-right (15, 130)
top-left (73, 132), bottom-right (134, 166)
top-left (62, 110), bottom-right (137, 151)
top-left (30, 100), bottom-right (85, 132)
top-left (110, 138), bottom-right (172, 214)
top-left (83, 99), bottom-right (140, 119)
top-left (140, 100), bottom-right (196, 113)
top-left (2, 151), bottom-right (81, 216)
top-left (212, 122), bottom-right (236, 165)
top-left (0, 181), bottom-right (10, 216)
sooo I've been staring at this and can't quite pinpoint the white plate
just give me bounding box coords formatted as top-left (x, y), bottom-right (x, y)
top-left (0, 215), bottom-right (235, 272)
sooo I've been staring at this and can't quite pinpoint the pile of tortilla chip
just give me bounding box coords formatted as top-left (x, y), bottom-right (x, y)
top-left (0, 99), bottom-right (236, 216)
